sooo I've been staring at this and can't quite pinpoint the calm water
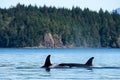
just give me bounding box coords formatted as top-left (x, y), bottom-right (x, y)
top-left (0, 48), bottom-right (120, 80)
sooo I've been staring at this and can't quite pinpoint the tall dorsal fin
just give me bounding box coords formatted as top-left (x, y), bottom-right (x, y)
top-left (43, 55), bottom-right (52, 68)
top-left (85, 57), bottom-right (94, 66)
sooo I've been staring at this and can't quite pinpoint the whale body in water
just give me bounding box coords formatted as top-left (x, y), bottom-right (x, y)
top-left (42, 55), bottom-right (94, 68)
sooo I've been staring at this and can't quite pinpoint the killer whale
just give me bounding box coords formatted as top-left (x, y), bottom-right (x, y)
top-left (42, 55), bottom-right (94, 68)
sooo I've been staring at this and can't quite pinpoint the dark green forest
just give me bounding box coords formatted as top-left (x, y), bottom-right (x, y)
top-left (0, 4), bottom-right (120, 48)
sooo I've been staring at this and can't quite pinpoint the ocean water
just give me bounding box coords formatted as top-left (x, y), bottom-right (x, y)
top-left (0, 48), bottom-right (120, 80)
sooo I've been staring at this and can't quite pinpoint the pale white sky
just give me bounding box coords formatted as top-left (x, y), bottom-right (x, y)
top-left (0, 0), bottom-right (120, 11)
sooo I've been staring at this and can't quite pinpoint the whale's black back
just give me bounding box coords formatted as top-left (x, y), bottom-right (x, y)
top-left (59, 57), bottom-right (94, 67)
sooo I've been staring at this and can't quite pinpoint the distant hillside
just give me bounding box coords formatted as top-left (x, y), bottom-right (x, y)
top-left (0, 4), bottom-right (120, 48)
top-left (112, 8), bottom-right (120, 14)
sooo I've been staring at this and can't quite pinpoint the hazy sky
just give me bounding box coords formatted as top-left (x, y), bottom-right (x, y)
top-left (0, 0), bottom-right (120, 11)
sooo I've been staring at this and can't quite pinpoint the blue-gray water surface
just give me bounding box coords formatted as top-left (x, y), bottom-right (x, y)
top-left (0, 48), bottom-right (120, 80)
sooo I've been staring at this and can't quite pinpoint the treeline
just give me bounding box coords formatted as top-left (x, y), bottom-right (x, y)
top-left (0, 3), bottom-right (120, 48)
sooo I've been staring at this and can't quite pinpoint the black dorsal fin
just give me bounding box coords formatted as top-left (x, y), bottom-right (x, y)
top-left (43, 55), bottom-right (52, 68)
top-left (85, 57), bottom-right (94, 66)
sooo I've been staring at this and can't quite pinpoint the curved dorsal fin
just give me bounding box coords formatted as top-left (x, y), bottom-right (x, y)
top-left (43, 55), bottom-right (52, 68)
top-left (85, 57), bottom-right (94, 66)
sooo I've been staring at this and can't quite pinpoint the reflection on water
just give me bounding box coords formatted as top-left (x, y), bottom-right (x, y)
top-left (0, 48), bottom-right (120, 80)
